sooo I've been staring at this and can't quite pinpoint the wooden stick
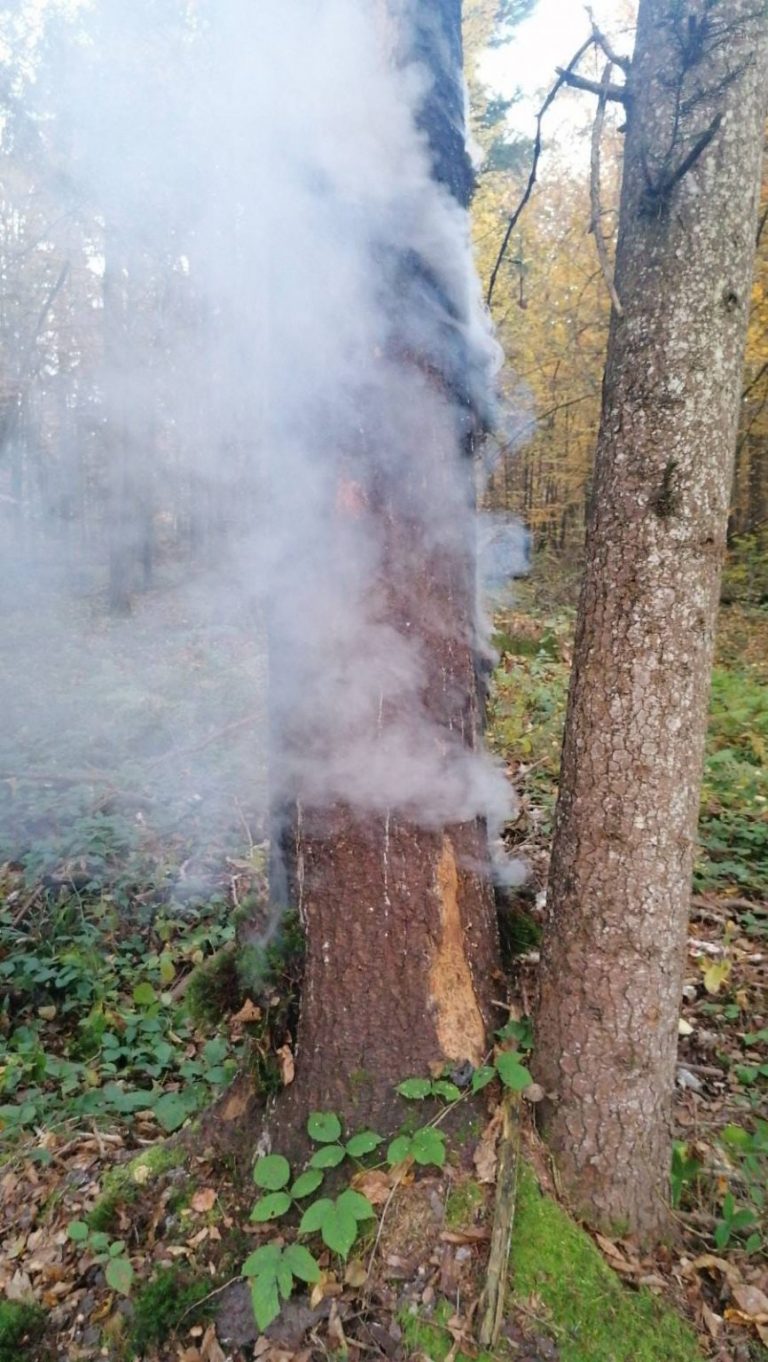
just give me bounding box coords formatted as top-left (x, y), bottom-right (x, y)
top-left (478, 1093), bottom-right (521, 1348)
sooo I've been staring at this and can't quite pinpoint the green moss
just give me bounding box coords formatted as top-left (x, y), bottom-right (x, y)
top-left (445, 1177), bottom-right (485, 1229)
top-left (0, 1301), bottom-right (46, 1362)
top-left (88, 1145), bottom-right (185, 1231)
top-left (130, 1267), bottom-right (213, 1354)
top-left (186, 949), bottom-right (241, 1025)
top-left (510, 1166), bottom-right (704, 1362)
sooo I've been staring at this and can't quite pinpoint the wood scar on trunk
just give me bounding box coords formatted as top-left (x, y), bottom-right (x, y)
top-left (429, 836), bottom-right (485, 1066)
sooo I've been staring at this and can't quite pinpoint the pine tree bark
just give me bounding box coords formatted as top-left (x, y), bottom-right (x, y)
top-left (266, 0), bottom-right (500, 1147)
top-left (535, 0), bottom-right (768, 1239)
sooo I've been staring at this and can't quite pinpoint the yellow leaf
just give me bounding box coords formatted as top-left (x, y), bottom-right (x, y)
top-left (701, 959), bottom-right (731, 995)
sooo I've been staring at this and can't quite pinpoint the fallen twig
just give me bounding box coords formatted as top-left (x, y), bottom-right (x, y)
top-left (478, 1092), bottom-right (521, 1348)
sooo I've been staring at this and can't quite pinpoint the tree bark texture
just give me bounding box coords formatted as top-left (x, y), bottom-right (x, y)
top-left (267, 0), bottom-right (500, 1146)
top-left (535, 0), bottom-right (768, 1239)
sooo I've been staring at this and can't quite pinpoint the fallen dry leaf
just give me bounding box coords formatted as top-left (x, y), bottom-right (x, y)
top-left (276, 1044), bottom-right (295, 1086)
top-left (700, 1302), bottom-right (723, 1339)
top-left (310, 1271), bottom-right (342, 1309)
top-left (200, 1323), bottom-right (227, 1362)
top-left (440, 1228), bottom-right (490, 1244)
top-left (327, 1299), bottom-right (348, 1352)
top-left (687, 1253), bottom-right (743, 1289)
top-left (350, 1169), bottom-right (392, 1206)
top-left (731, 1284), bottom-right (768, 1320)
top-left (231, 998), bottom-right (262, 1025)
top-left (344, 1258), bottom-right (368, 1288)
top-left (191, 1187), bottom-right (217, 1214)
top-left (473, 1109), bottom-right (502, 1184)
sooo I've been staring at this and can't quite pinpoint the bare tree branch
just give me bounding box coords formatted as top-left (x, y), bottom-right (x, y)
top-left (487, 36), bottom-right (596, 308)
top-left (587, 7), bottom-right (632, 74)
top-left (556, 67), bottom-right (628, 102)
top-left (590, 62), bottom-right (623, 317)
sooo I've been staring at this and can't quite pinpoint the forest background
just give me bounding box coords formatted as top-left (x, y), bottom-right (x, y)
top-left (0, 1), bottom-right (766, 1360)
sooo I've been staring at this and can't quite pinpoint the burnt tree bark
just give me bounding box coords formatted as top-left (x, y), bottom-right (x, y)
top-left (267, 0), bottom-right (501, 1144)
top-left (535, 0), bottom-right (768, 1238)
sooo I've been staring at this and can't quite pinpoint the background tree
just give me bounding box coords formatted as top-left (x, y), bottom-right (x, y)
top-left (532, 0), bottom-right (768, 1237)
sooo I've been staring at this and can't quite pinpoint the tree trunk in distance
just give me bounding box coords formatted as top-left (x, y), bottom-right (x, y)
top-left (535, 0), bottom-right (768, 1240)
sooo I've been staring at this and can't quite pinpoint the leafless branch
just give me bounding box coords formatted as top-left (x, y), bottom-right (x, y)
top-left (556, 67), bottom-right (627, 102)
top-left (589, 63), bottom-right (623, 317)
top-left (487, 36), bottom-right (595, 308)
top-left (587, 8), bottom-right (632, 73)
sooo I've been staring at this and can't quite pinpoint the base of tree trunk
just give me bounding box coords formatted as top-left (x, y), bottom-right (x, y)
top-left (265, 802), bottom-right (500, 1158)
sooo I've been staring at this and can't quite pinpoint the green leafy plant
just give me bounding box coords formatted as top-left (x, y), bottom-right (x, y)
top-left (250, 1117), bottom-right (383, 1223)
top-left (670, 1142), bottom-right (702, 1209)
top-left (298, 1189), bottom-right (375, 1256)
top-left (67, 1219), bottom-right (134, 1294)
top-left (243, 1243), bottom-right (321, 1332)
top-left (713, 1192), bottom-right (759, 1252)
top-left (387, 1125), bottom-right (446, 1168)
top-left (397, 1076), bottom-right (462, 1102)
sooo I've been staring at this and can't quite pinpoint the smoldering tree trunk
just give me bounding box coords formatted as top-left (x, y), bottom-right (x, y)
top-left (535, 0), bottom-right (768, 1238)
top-left (271, 438), bottom-right (500, 1143)
top-left (266, 0), bottom-right (500, 1145)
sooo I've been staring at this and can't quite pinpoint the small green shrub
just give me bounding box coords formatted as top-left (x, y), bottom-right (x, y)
top-left (0, 1301), bottom-right (46, 1362)
top-left (130, 1267), bottom-right (213, 1354)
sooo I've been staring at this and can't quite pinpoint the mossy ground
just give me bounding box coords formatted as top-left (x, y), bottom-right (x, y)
top-left (509, 1166), bottom-right (703, 1362)
top-left (404, 1167), bottom-right (704, 1362)
top-left (87, 1144), bottom-right (186, 1231)
top-left (0, 1301), bottom-right (46, 1362)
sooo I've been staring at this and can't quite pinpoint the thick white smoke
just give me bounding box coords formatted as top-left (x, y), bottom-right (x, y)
top-left (4, 0), bottom-right (519, 858)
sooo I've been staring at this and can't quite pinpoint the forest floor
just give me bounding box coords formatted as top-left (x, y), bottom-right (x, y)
top-left (0, 580), bottom-right (766, 1362)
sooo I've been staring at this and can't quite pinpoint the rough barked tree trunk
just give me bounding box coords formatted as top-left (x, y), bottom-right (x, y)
top-left (267, 0), bottom-right (501, 1145)
top-left (535, 0), bottom-right (768, 1238)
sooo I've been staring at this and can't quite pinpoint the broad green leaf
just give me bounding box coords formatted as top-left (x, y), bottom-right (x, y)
top-left (396, 1078), bottom-right (432, 1100)
top-left (386, 1135), bottom-right (412, 1166)
top-left (276, 1261), bottom-right (294, 1301)
top-left (250, 1192), bottom-right (292, 1223)
top-left (307, 1111), bottom-right (342, 1144)
top-left (309, 1144), bottom-right (346, 1169)
top-left (159, 953), bottom-right (176, 985)
top-left (471, 1066), bottom-right (496, 1094)
top-left (291, 1169), bottom-right (324, 1199)
top-left (320, 1202), bottom-right (358, 1258)
top-left (67, 1220), bottom-right (89, 1242)
top-left (411, 1126), bottom-right (446, 1167)
top-left (495, 1051), bottom-right (533, 1092)
top-left (109, 1240), bottom-right (126, 1258)
top-left (105, 1255), bottom-right (134, 1295)
top-left (250, 1273), bottom-right (281, 1332)
top-left (253, 1154), bottom-right (291, 1190)
top-left (336, 1189), bottom-right (374, 1221)
top-left (432, 1080), bottom-right (461, 1102)
top-left (720, 1124), bottom-right (751, 1150)
top-left (345, 1131), bottom-right (383, 1158)
top-left (284, 1244), bottom-right (321, 1283)
top-left (243, 1244), bottom-right (281, 1276)
top-left (90, 1232), bottom-right (110, 1253)
top-left (153, 1091), bottom-right (195, 1133)
top-left (299, 1197), bottom-right (334, 1235)
top-left (132, 982), bottom-right (156, 1008)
